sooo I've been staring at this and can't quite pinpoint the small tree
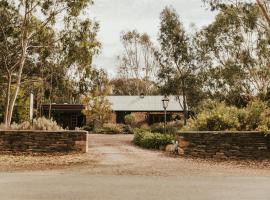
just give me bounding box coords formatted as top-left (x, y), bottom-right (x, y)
top-left (124, 114), bottom-right (136, 126)
top-left (83, 96), bottom-right (113, 128)
top-left (82, 69), bottom-right (113, 128)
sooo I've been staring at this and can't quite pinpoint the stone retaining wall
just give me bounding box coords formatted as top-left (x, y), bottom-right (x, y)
top-left (177, 131), bottom-right (270, 160)
top-left (0, 130), bottom-right (88, 153)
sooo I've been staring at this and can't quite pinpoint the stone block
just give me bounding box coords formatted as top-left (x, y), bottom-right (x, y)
top-left (178, 138), bottom-right (189, 148)
top-left (178, 147), bottom-right (185, 155)
top-left (165, 144), bottom-right (173, 152)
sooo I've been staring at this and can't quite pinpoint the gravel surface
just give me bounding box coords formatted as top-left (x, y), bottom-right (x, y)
top-left (80, 134), bottom-right (270, 177)
top-left (1, 134), bottom-right (270, 176)
top-left (1, 134), bottom-right (270, 200)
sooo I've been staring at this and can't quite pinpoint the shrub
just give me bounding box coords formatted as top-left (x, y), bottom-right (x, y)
top-left (183, 102), bottom-right (240, 131)
top-left (124, 114), bottom-right (136, 126)
top-left (244, 100), bottom-right (267, 130)
top-left (182, 100), bottom-right (270, 132)
top-left (0, 123), bottom-right (8, 130)
top-left (150, 121), bottom-right (183, 134)
top-left (140, 123), bottom-right (151, 131)
top-left (31, 117), bottom-right (62, 131)
top-left (95, 123), bottom-right (124, 134)
top-left (82, 125), bottom-right (93, 132)
top-left (133, 129), bottom-right (175, 149)
top-left (150, 123), bottom-right (164, 133)
top-left (1, 117), bottom-right (63, 131)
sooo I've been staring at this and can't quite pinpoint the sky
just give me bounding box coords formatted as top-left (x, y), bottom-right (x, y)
top-left (87, 0), bottom-right (217, 76)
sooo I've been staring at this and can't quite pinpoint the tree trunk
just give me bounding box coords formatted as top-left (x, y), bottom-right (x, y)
top-left (256, 0), bottom-right (270, 27)
top-left (181, 80), bottom-right (188, 126)
top-left (5, 38), bottom-right (28, 126)
top-left (6, 57), bottom-right (26, 125)
top-left (48, 73), bottom-right (53, 119)
top-left (4, 74), bottom-right (11, 126)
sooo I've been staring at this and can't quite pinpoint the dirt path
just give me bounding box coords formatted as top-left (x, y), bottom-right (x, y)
top-left (83, 134), bottom-right (270, 177)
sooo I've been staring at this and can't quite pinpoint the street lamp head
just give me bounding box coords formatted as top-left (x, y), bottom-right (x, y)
top-left (162, 95), bottom-right (169, 109)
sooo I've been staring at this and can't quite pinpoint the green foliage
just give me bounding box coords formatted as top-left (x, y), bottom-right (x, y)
top-left (195, 3), bottom-right (270, 107)
top-left (124, 114), bottom-right (136, 126)
top-left (82, 69), bottom-right (113, 127)
top-left (13, 90), bottom-right (30, 123)
top-left (0, 0), bottom-right (100, 125)
top-left (157, 7), bottom-right (197, 124)
top-left (183, 100), bottom-right (270, 132)
top-left (110, 78), bottom-right (158, 96)
top-left (150, 121), bottom-right (183, 134)
top-left (133, 129), bottom-right (175, 149)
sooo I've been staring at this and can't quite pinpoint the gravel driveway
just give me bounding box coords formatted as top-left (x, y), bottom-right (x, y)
top-left (1, 134), bottom-right (270, 200)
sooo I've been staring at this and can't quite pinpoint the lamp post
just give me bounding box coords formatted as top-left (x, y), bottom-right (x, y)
top-left (162, 95), bottom-right (170, 134)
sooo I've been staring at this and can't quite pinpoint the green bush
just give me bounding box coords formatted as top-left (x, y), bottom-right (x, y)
top-left (244, 101), bottom-right (267, 130)
top-left (124, 114), bottom-right (136, 126)
top-left (150, 121), bottom-right (183, 134)
top-left (133, 129), bottom-right (175, 149)
top-left (182, 100), bottom-right (270, 132)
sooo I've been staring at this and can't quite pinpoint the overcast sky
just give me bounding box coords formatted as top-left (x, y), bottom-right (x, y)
top-left (87, 0), bottom-right (217, 76)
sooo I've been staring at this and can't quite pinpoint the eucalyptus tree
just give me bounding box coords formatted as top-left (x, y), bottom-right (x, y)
top-left (195, 3), bottom-right (270, 106)
top-left (203, 0), bottom-right (270, 29)
top-left (156, 7), bottom-right (199, 125)
top-left (110, 78), bottom-right (158, 95)
top-left (0, 0), bottom-right (100, 126)
top-left (117, 30), bottom-right (158, 95)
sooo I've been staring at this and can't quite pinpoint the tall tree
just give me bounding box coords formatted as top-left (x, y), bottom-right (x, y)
top-left (117, 30), bottom-right (158, 95)
top-left (110, 78), bottom-right (158, 95)
top-left (156, 7), bottom-right (197, 125)
top-left (0, 0), bottom-right (99, 126)
top-left (203, 0), bottom-right (270, 28)
top-left (195, 3), bottom-right (270, 106)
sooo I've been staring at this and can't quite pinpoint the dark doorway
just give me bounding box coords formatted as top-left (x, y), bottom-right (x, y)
top-left (148, 113), bottom-right (172, 125)
top-left (115, 111), bottom-right (131, 124)
top-left (42, 104), bottom-right (85, 130)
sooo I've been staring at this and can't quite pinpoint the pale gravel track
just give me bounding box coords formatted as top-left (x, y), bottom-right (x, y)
top-left (81, 134), bottom-right (270, 177)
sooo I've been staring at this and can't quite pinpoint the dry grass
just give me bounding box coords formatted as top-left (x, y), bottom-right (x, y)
top-left (0, 152), bottom-right (98, 172)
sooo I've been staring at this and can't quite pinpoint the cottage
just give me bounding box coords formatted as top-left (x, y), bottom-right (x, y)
top-left (42, 95), bottom-right (186, 129)
top-left (107, 95), bottom-right (185, 124)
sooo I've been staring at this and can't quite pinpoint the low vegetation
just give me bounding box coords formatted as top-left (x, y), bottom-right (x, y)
top-left (124, 114), bottom-right (136, 126)
top-left (182, 100), bottom-right (270, 132)
top-left (94, 123), bottom-right (125, 134)
top-left (150, 121), bottom-right (184, 134)
top-left (0, 117), bottom-right (62, 131)
top-left (133, 129), bottom-right (175, 149)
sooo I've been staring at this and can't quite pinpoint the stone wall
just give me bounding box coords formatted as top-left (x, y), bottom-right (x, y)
top-left (0, 130), bottom-right (88, 153)
top-left (177, 131), bottom-right (270, 160)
